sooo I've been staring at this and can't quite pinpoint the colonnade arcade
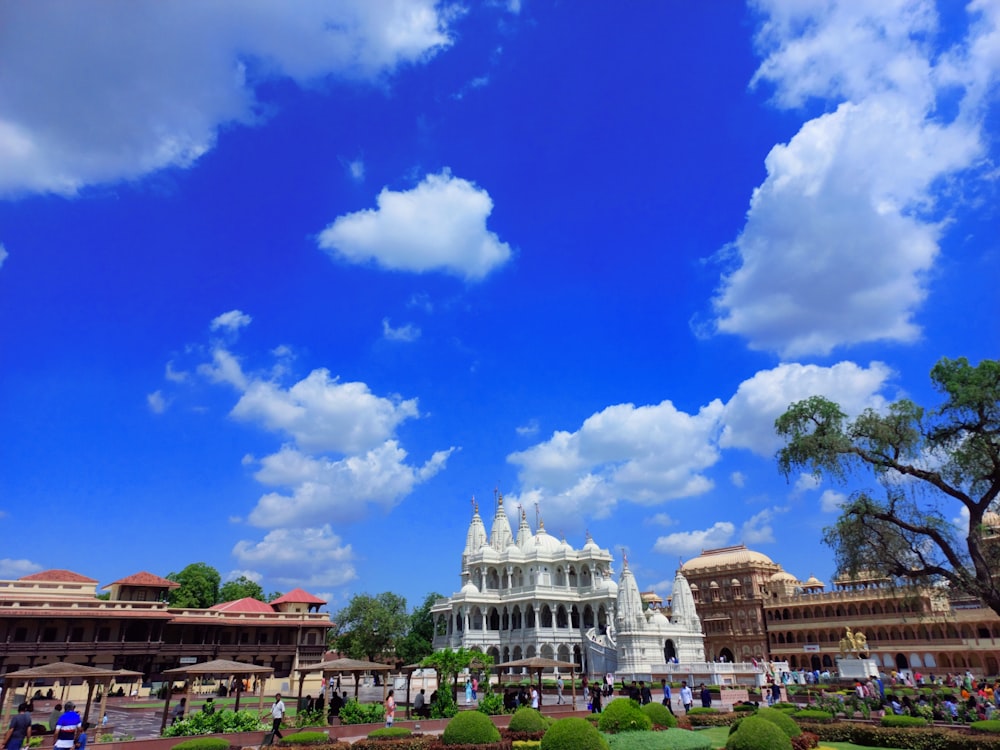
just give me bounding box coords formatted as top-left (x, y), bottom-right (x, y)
top-left (437, 602), bottom-right (610, 637)
top-left (468, 563), bottom-right (597, 592)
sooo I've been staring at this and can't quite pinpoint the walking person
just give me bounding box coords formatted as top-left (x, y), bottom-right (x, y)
top-left (52, 702), bottom-right (81, 750)
top-left (270, 694), bottom-right (286, 740)
top-left (680, 681), bottom-right (693, 713)
top-left (2, 702), bottom-right (32, 750)
top-left (384, 690), bottom-right (395, 728)
top-left (660, 678), bottom-right (674, 715)
top-left (556, 676), bottom-right (564, 704)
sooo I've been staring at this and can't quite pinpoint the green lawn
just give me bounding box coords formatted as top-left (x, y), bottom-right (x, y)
top-left (696, 726), bottom-right (909, 750)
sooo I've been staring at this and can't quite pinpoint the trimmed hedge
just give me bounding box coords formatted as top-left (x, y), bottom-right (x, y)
top-left (733, 703), bottom-right (757, 713)
top-left (754, 708), bottom-right (802, 738)
top-left (880, 714), bottom-right (928, 728)
top-left (368, 726), bottom-right (413, 738)
top-left (540, 717), bottom-right (609, 750)
top-left (798, 720), bottom-right (1000, 750)
top-left (512, 742), bottom-right (541, 750)
top-left (639, 701), bottom-right (677, 729)
top-left (349, 740), bottom-right (431, 750)
top-left (726, 716), bottom-right (793, 750)
top-left (687, 707), bottom-right (718, 714)
top-left (972, 720), bottom-right (1000, 733)
top-left (597, 699), bottom-right (651, 734)
top-left (170, 740), bottom-right (230, 750)
top-left (686, 711), bottom-right (739, 727)
top-left (277, 732), bottom-right (331, 745)
top-left (508, 707), bottom-right (547, 733)
top-left (790, 709), bottom-right (833, 723)
top-left (441, 711), bottom-right (502, 745)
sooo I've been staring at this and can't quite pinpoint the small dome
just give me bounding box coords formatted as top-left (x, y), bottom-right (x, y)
top-left (805, 575), bottom-right (824, 587)
top-left (731, 578), bottom-right (741, 586)
top-left (600, 578), bottom-right (618, 594)
top-left (461, 581), bottom-right (479, 595)
top-left (647, 608), bottom-right (670, 627)
top-left (533, 526), bottom-right (562, 552)
top-left (583, 532), bottom-right (600, 550)
top-left (505, 543), bottom-right (525, 560)
top-left (770, 571), bottom-right (798, 582)
top-left (709, 581), bottom-right (720, 588)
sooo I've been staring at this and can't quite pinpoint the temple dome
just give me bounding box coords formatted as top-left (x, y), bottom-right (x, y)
top-left (681, 544), bottom-right (775, 572)
top-left (533, 525), bottom-right (562, 552)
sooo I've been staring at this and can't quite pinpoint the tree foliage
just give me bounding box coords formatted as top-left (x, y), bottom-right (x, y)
top-left (167, 562), bottom-right (222, 608)
top-left (776, 357), bottom-right (1000, 614)
top-left (420, 647), bottom-right (492, 701)
top-left (331, 592), bottom-right (409, 662)
top-left (396, 592), bottom-right (441, 665)
top-left (219, 575), bottom-right (265, 603)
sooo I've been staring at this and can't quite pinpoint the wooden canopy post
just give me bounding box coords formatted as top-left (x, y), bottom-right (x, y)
top-left (232, 674), bottom-right (242, 712)
top-left (83, 679), bottom-right (96, 724)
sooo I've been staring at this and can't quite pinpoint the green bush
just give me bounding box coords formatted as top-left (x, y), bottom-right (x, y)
top-left (639, 701), bottom-right (677, 728)
top-left (972, 720), bottom-right (1000, 733)
top-left (162, 709), bottom-right (265, 737)
top-left (753, 707), bottom-right (801, 738)
top-left (508, 707), bottom-right (547, 733)
top-left (367, 726), bottom-right (412, 738)
top-left (338, 699), bottom-right (385, 725)
top-left (790, 709), bottom-right (833, 723)
top-left (733, 703), bottom-right (757, 713)
top-left (606, 729), bottom-right (711, 749)
top-left (540, 717), bottom-right (609, 750)
top-left (431, 689), bottom-right (459, 719)
top-left (596, 698), bottom-right (652, 734)
top-left (476, 691), bottom-right (506, 716)
top-left (278, 731), bottom-right (329, 744)
top-left (441, 710), bottom-right (501, 745)
top-left (798, 720), bottom-right (1000, 750)
top-left (687, 707), bottom-right (718, 714)
top-left (170, 739), bottom-right (230, 750)
top-left (725, 716), bottom-right (793, 750)
top-left (512, 742), bottom-right (541, 750)
top-left (880, 714), bottom-right (928, 727)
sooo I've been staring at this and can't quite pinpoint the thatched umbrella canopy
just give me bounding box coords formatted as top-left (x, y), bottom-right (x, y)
top-left (161, 659), bottom-right (274, 731)
top-left (295, 658), bottom-right (393, 702)
top-left (492, 657), bottom-right (578, 709)
top-left (0, 662), bottom-right (142, 728)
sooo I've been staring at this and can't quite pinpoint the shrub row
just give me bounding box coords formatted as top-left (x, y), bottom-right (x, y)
top-left (798, 720), bottom-right (1000, 750)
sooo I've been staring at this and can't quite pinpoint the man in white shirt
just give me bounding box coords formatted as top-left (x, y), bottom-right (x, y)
top-left (680, 681), bottom-right (693, 713)
top-left (530, 686), bottom-right (539, 709)
top-left (270, 694), bottom-right (286, 740)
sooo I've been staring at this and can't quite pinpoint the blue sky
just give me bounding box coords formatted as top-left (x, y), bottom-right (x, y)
top-left (0, 1), bottom-right (998, 612)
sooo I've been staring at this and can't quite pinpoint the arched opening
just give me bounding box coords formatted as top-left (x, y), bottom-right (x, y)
top-left (810, 655), bottom-right (821, 671)
top-left (541, 644), bottom-right (554, 660)
top-left (571, 606), bottom-right (580, 629)
top-left (556, 605), bottom-right (568, 628)
top-left (583, 605), bottom-right (595, 629)
top-left (895, 653), bottom-right (909, 670)
top-left (512, 606), bottom-right (522, 630)
top-left (488, 608), bottom-right (500, 630)
top-left (664, 639), bottom-right (676, 662)
top-left (526, 606), bottom-right (536, 628)
top-left (541, 605), bottom-right (553, 628)
top-left (720, 647), bottom-right (735, 662)
top-left (568, 567), bottom-right (578, 587)
top-left (822, 654), bottom-right (833, 667)
top-left (557, 644), bottom-right (570, 663)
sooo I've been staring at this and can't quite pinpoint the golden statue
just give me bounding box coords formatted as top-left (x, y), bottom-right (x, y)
top-left (838, 626), bottom-right (870, 658)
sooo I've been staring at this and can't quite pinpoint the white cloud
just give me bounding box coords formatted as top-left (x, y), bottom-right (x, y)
top-left (794, 473), bottom-right (822, 494)
top-left (165, 361), bottom-right (189, 383)
top-left (712, 1), bottom-right (997, 357)
top-left (347, 158), bottom-right (365, 182)
top-left (515, 419), bottom-right (540, 437)
top-left (224, 569), bottom-right (262, 583)
top-left (507, 398), bottom-right (725, 524)
top-left (197, 348), bottom-right (249, 390)
top-left (382, 317), bottom-right (421, 342)
top-left (0, 558), bottom-right (43, 578)
top-left (248, 442), bottom-right (453, 527)
top-left (730, 471), bottom-right (746, 488)
top-left (649, 513), bottom-right (676, 527)
top-left (741, 506), bottom-right (786, 545)
top-left (721, 361), bottom-right (892, 456)
top-left (233, 526), bottom-right (357, 589)
top-left (231, 368), bottom-right (419, 454)
top-left (0, 2), bottom-right (453, 195)
top-left (0, 243), bottom-right (7, 269)
top-left (147, 390), bottom-right (168, 414)
top-left (211, 309), bottom-right (252, 332)
top-left (317, 170), bottom-right (512, 280)
top-left (820, 489), bottom-right (848, 513)
top-left (653, 522), bottom-right (735, 557)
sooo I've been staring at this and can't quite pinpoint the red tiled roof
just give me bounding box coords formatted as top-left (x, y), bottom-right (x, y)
top-left (19, 569), bottom-right (98, 583)
top-left (104, 571), bottom-right (180, 589)
top-left (270, 587), bottom-right (325, 605)
top-left (209, 597), bottom-right (275, 613)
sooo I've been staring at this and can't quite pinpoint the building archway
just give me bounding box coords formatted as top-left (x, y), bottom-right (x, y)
top-left (719, 647), bottom-right (735, 662)
top-left (895, 653), bottom-right (909, 670)
top-left (664, 639), bottom-right (676, 662)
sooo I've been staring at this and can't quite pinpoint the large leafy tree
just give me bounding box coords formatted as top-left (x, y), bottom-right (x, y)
top-left (331, 592), bottom-right (409, 662)
top-left (167, 562), bottom-right (222, 608)
top-left (776, 357), bottom-right (1000, 615)
top-left (420, 647), bottom-right (492, 701)
top-left (396, 592), bottom-right (442, 665)
top-left (219, 575), bottom-right (265, 603)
